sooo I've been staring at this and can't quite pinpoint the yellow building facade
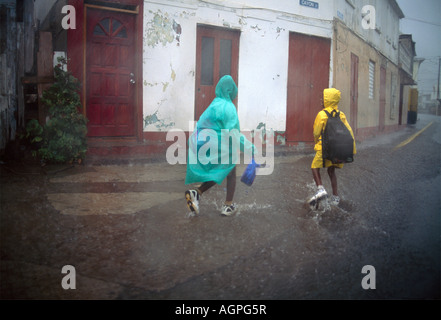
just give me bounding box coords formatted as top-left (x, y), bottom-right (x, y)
top-left (333, 19), bottom-right (401, 140)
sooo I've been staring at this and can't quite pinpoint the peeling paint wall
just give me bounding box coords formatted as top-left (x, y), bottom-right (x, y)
top-left (143, 3), bottom-right (197, 132)
top-left (236, 11), bottom-right (332, 133)
top-left (142, 0), bottom-right (335, 134)
top-left (145, 10), bottom-right (182, 48)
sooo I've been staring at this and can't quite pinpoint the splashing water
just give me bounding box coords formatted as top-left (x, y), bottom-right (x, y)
top-left (186, 211), bottom-right (197, 218)
top-left (305, 181), bottom-right (332, 217)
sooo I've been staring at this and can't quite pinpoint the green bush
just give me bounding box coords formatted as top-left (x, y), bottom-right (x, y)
top-left (26, 58), bottom-right (88, 164)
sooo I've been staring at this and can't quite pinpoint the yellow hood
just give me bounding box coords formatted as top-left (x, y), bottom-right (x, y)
top-left (323, 88), bottom-right (341, 109)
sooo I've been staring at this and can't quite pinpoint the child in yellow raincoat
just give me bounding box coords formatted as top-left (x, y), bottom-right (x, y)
top-left (307, 88), bottom-right (356, 207)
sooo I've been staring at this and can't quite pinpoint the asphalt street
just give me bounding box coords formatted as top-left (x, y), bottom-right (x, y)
top-left (0, 113), bottom-right (440, 301)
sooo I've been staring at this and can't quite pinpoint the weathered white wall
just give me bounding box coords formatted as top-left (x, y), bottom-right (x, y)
top-left (236, 7), bottom-right (333, 132)
top-left (142, 1), bottom-right (198, 132)
top-left (334, 0), bottom-right (402, 64)
top-left (399, 37), bottom-right (414, 76)
top-left (142, 0), bottom-right (334, 133)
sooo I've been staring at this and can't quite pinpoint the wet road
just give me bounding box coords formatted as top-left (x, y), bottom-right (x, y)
top-left (1, 114), bottom-right (440, 300)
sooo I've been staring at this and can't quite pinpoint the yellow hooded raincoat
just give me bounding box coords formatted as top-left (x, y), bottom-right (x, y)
top-left (311, 88), bottom-right (356, 169)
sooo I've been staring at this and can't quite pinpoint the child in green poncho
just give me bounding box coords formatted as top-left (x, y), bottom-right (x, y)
top-left (185, 75), bottom-right (254, 216)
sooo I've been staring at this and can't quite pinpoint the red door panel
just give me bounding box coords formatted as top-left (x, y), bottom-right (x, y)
top-left (286, 32), bottom-right (330, 142)
top-left (86, 8), bottom-right (136, 137)
top-left (195, 25), bottom-right (240, 121)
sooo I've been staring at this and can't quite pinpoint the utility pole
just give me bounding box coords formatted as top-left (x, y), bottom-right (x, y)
top-left (436, 58), bottom-right (441, 115)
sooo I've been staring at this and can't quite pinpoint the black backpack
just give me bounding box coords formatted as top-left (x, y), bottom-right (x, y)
top-left (322, 109), bottom-right (354, 166)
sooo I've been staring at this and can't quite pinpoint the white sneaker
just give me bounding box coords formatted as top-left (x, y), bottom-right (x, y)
top-left (185, 190), bottom-right (200, 214)
top-left (307, 186), bottom-right (328, 207)
top-left (329, 195), bottom-right (340, 206)
top-left (221, 204), bottom-right (237, 216)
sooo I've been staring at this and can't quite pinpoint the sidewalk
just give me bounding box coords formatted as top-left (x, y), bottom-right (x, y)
top-left (43, 122), bottom-right (416, 218)
top-left (83, 117), bottom-right (426, 166)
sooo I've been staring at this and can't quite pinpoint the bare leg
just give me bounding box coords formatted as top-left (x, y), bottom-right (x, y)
top-left (312, 168), bottom-right (322, 187)
top-left (308, 168), bottom-right (327, 207)
top-left (197, 167), bottom-right (236, 204)
top-left (327, 166), bottom-right (338, 196)
top-left (197, 181), bottom-right (216, 195)
top-left (225, 167), bottom-right (236, 204)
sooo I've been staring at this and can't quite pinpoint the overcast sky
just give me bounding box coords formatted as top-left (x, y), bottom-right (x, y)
top-left (396, 0), bottom-right (441, 97)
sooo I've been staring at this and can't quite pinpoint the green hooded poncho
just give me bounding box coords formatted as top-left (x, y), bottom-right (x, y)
top-left (185, 75), bottom-right (254, 185)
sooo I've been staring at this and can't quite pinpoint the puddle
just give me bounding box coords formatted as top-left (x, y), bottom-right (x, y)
top-left (47, 192), bottom-right (182, 215)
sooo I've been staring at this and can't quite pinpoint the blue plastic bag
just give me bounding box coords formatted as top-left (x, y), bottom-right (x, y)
top-left (240, 158), bottom-right (260, 186)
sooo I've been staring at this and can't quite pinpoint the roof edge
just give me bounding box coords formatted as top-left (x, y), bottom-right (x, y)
top-left (389, 0), bottom-right (405, 19)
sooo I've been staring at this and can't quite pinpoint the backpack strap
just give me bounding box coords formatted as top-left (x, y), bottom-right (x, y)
top-left (324, 109), bottom-right (339, 118)
top-left (321, 109), bottom-right (340, 167)
top-left (322, 110), bottom-right (330, 168)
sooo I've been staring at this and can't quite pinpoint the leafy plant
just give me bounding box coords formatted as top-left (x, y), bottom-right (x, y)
top-left (26, 57), bottom-right (88, 164)
top-left (24, 119), bottom-right (43, 143)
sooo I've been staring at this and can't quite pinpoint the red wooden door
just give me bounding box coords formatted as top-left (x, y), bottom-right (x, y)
top-left (350, 53), bottom-right (359, 134)
top-left (86, 8), bottom-right (136, 137)
top-left (195, 25), bottom-right (240, 121)
top-left (379, 66), bottom-right (386, 131)
top-left (286, 32), bottom-right (330, 142)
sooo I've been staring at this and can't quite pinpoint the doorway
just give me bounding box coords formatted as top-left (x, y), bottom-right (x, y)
top-left (350, 53), bottom-right (359, 134)
top-left (194, 25), bottom-right (240, 121)
top-left (85, 6), bottom-right (138, 137)
top-left (286, 32), bottom-right (331, 142)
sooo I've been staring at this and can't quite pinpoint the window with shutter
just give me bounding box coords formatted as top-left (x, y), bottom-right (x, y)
top-left (369, 60), bottom-right (375, 99)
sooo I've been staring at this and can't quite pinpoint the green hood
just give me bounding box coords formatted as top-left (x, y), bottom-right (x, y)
top-left (215, 75), bottom-right (238, 101)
